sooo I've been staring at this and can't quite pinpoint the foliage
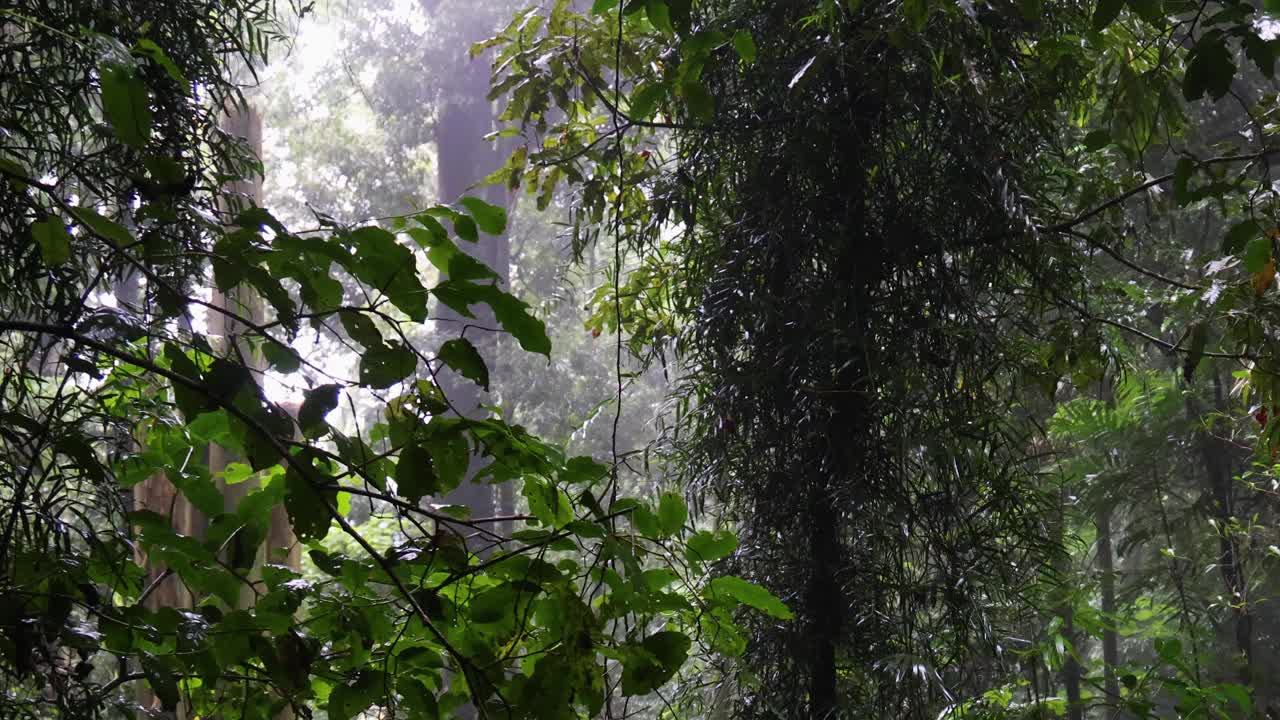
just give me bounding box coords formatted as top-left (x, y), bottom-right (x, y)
top-left (12, 0), bottom-right (1280, 717)
top-left (0, 1), bottom-right (787, 718)
top-left (479, 0), bottom-right (1280, 717)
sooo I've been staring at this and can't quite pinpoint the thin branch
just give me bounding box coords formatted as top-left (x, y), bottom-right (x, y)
top-left (1042, 148), bottom-right (1280, 234)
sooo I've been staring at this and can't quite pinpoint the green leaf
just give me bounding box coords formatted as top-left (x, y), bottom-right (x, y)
top-left (1173, 157), bottom-right (1195, 206)
top-left (329, 671), bottom-right (384, 720)
top-left (591, 0), bottom-right (620, 13)
top-left (0, 154), bottom-right (29, 186)
top-left (459, 196), bottom-right (507, 235)
top-left (416, 233), bottom-right (499, 283)
top-left (219, 462), bottom-right (255, 485)
top-left (1183, 33), bottom-right (1236, 101)
top-left (523, 477), bottom-right (574, 528)
top-left (708, 576), bottom-right (794, 619)
top-left (262, 338), bottom-right (301, 374)
top-left (133, 39), bottom-right (187, 85)
top-left (1244, 32), bottom-right (1275, 78)
top-left (1125, 0), bottom-right (1163, 24)
top-left (348, 226), bottom-right (428, 321)
top-left (486, 288), bottom-right (551, 357)
top-left (903, 0), bottom-right (929, 31)
top-left (1244, 236), bottom-right (1271, 273)
top-left (631, 504), bottom-right (660, 538)
top-left (434, 504), bottom-right (471, 520)
top-left (171, 469), bottom-right (224, 518)
top-left (470, 583), bottom-right (518, 623)
top-left (299, 384), bottom-right (341, 439)
top-left (1219, 683), bottom-right (1253, 714)
top-left (31, 217), bottom-right (71, 265)
top-left (621, 631), bottom-right (691, 696)
top-left (100, 64), bottom-right (152, 147)
top-left (685, 529), bottom-right (738, 564)
top-left (359, 342), bottom-right (417, 389)
top-left (309, 548), bottom-right (343, 576)
top-left (681, 78), bottom-right (714, 123)
top-left (646, 0), bottom-right (675, 35)
top-left (68, 206), bottom-right (134, 247)
top-left (339, 310), bottom-right (383, 348)
top-left (1155, 636), bottom-right (1183, 662)
top-left (668, 0), bottom-right (692, 33)
top-left (700, 611), bottom-right (747, 656)
top-left (629, 83), bottom-right (667, 120)
top-left (1268, 0), bottom-right (1280, 15)
top-left (1082, 130), bottom-right (1110, 151)
top-left (657, 492), bottom-right (687, 536)
top-left (189, 410), bottom-right (237, 450)
top-left (453, 215), bottom-right (478, 243)
top-left (1223, 220), bottom-right (1260, 254)
top-left (163, 342), bottom-right (205, 420)
top-left (439, 338), bottom-right (489, 390)
top-left (395, 444), bottom-right (438, 504)
top-left (1093, 0), bottom-right (1124, 29)
top-left (733, 31), bottom-right (757, 63)
top-left (141, 654), bottom-right (180, 710)
top-left (429, 425), bottom-right (470, 493)
top-left (284, 462), bottom-right (335, 542)
top-left (399, 677), bottom-right (439, 720)
top-left (560, 456), bottom-right (609, 485)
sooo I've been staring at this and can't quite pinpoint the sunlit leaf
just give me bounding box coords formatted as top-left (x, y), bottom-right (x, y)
top-left (708, 576), bottom-right (794, 619)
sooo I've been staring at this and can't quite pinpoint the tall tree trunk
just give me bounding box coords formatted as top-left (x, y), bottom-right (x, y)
top-left (1192, 370), bottom-right (1252, 684)
top-left (1062, 611), bottom-right (1084, 720)
top-left (433, 53), bottom-right (512, 720)
top-left (1052, 486), bottom-right (1083, 720)
top-left (212, 105), bottom-right (301, 719)
top-left (434, 64), bottom-right (511, 533)
top-left (122, 268), bottom-right (201, 720)
top-left (211, 105), bottom-right (300, 589)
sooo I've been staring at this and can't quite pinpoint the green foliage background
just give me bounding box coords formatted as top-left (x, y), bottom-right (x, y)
top-left (7, 0), bottom-right (1280, 718)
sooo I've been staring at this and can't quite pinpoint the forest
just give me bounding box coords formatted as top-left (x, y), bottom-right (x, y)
top-left (2, 0), bottom-right (1279, 718)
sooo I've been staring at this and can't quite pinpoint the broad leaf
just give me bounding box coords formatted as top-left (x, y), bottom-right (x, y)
top-left (100, 64), bottom-right (152, 147)
top-left (69, 206), bottom-right (134, 247)
top-left (1183, 33), bottom-right (1235, 101)
top-left (359, 342), bottom-right (417, 389)
top-left (621, 631), bottom-right (690, 696)
top-left (1093, 0), bottom-right (1124, 29)
top-left (733, 30), bottom-right (757, 63)
top-left (708, 576), bottom-right (794, 619)
top-left (299, 384), bottom-right (341, 439)
top-left (657, 492), bottom-right (687, 536)
top-left (31, 217), bottom-right (71, 265)
top-left (395, 444), bottom-right (438, 504)
top-left (459, 196), bottom-right (507, 235)
top-left (439, 338), bottom-right (489, 390)
top-left (686, 529), bottom-right (738, 564)
top-left (284, 462), bottom-right (336, 542)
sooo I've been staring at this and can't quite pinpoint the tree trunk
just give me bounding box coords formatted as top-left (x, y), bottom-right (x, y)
top-left (1192, 370), bottom-right (1252, 684)
top-left (1063, 611), bottom-right (1084, 720)
top-left (433, 55), bottom-right (512, 720)
top-left (433, 65), bottom-right (510, 534)
top-left (1052, 486), bottom-right (1083, 720)
top-left (121, 269), bottom-right (201, 720)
